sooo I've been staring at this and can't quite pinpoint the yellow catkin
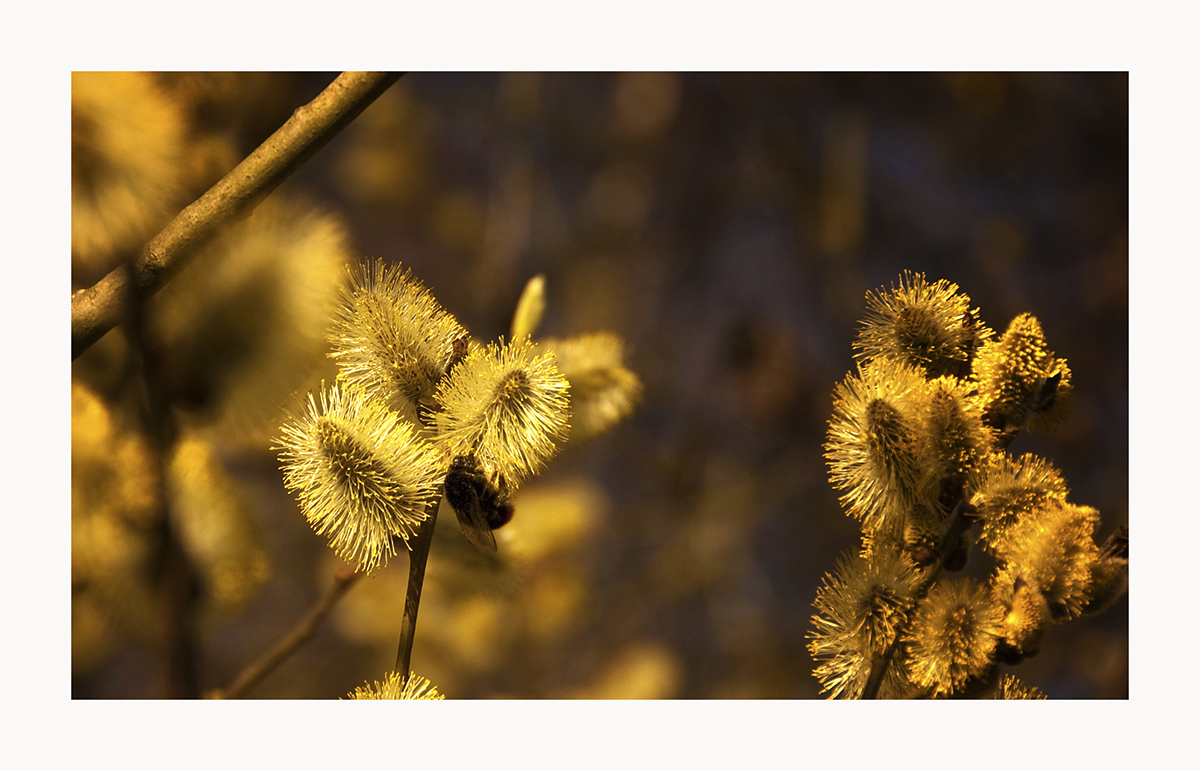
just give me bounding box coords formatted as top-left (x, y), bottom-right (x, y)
top-left (276, 382), bottom-right (442, 572)
top-left (907, 578), bottom-right (1005, 698)
top-left (972, 313), bottom-right (1072, 432)
top-left (72, 71), bottom-right (187, 273)
top-left (808, 548), bottom-right (921, 699)
top-left (328, 259), bottom-right (469, 428)
top-left (1000, 502), bottom-right (1100, 619)
top-left (433, 337), bottom-right (571, 490)
top-left (345, 671), bottom-right (445, 700)
top-left (825, 359), bottom-right (929, 535)
top-left (537, 333), bottom-right (642, 440)
top-left (854, 271), bottom-right (990, 378)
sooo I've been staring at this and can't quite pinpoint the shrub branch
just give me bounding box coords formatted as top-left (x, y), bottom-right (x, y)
top-left (71, 71), bottom-right (403, 360)
top-left (208, 565), bottom-right (362, 699)
top-left (395, 496), bottom-right (442, 684)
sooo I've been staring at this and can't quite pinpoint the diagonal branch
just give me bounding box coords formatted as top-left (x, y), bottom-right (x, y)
top-left (208, 565), bottom-right (362, 699)
top-left (71, 71), bottom-right (403, 360)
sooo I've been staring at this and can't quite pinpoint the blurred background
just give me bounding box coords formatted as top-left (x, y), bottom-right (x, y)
top-left (71, 71), bottom-right (1127, 699)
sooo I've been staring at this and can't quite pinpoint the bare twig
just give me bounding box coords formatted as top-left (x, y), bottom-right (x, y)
top-left (71, 71), bottom-right (403, 360)
top-left (209, 566), bottom-right (362, 699)
top-left (395, 497), bottom-right (442, 684)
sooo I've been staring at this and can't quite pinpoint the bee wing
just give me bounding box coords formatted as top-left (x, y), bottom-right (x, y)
top-left (449, 486), bottom-right (497, 553)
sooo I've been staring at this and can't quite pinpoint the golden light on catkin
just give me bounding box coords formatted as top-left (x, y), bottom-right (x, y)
top-left (328, 259), bottom-right (469, 428)
top-left (276, 382), bottom-right (442, 572)
top-left (345, 671), bottom-right (445, 700)
top-left (433, 337), bottom-right (570, 490)
top-left (825, 359), bottom-right (928, 535)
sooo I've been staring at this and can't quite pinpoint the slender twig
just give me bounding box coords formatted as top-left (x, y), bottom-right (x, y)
top-left (862, 500), bottom-right (976, 699)
top-left (394, 497), bottom-right (442, 684)
top-left (209, 566), bottom-right (362, 699)
top-left (71, 71), bottom-right (403, 360)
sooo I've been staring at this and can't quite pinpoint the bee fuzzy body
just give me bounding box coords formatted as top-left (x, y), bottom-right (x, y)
top-left (444, 455), bottom-right (515, 552)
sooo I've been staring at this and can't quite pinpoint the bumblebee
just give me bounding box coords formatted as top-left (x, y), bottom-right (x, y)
top-left (443, 454), bottom-right (514, 552)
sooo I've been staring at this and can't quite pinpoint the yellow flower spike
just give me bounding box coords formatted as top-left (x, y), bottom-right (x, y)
top-left (972, 313), bottom-right (1072, 433)
top-left (276, 382), bottom-right (442, 572)
top-left (537, 333), bottom-right (643, 440)
top-left (996, 674), bottom-right (1048, 700)
top-left (149, 195), bottom-right (352, 447)
top-left (433, 337), bottom-right (571, 490)
top-left (918, 377), bottom-right (990, 511)
top-left (1001, 501), bottom-right (1100, 619)
top-left (71, 380), bottom-right (160, 534)
top-left (169, 435), bottom-right (271, 613)
top-left (825, 359), bottom-right (929, 535)
top-left (510, 274), bottom-right (547, 341)
top-left (992, 568), bottom-right (1052, 659)
top-left (971, 452), bottom-right (1069, 554)
top-left (808, 547), bottom-right (921, 699)
top-left (907, 578), bottom-right (1005, 698)
top-left (1082, 526), bottom-right (1129, 616)
top-left (345, 671), bottom-right (445, 700)
top-left (328, 259), bottom-right (469, 428)
top-left (902, 503), bottom-right (942, 561)
top-left (853, 271), bottom-right (990, 378)
top-left (72, 71), bottom-right (187, 274)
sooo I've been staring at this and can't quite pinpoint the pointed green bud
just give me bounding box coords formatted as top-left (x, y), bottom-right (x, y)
top-left (510, 274), bottom-right (547, 341)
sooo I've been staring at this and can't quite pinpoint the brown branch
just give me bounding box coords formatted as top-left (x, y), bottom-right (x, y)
top-left (71, 71), bottom-right (404, 360)
top-left (209, 566), bottom-right (362, 699)
top-left (394, 498), bottom-right (441, 684)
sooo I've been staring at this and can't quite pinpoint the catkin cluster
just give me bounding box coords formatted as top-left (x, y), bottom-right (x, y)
top-left (809, 272), bottom-right (1127, 699)
top-left (276, 260), bottom-right (642, 572)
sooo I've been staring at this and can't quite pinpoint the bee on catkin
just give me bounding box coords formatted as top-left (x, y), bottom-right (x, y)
top-left (433, 337), bottom-right (571, 492)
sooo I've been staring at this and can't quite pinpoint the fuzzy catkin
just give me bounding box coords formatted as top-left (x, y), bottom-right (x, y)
top-left (276, 382), bottom-right (442, 572)
top-left (433, 337), bottom-right (571, 490)
top-left (328, 259), bottom-right (469, 428)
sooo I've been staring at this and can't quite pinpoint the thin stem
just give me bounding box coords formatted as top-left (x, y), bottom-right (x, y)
top-left (862, 500), bottom-right (976, 699)
top-left (209, 565), bottom-right (362, 699)
top-left (71, 71), bottom-right (403, 360)
top-left (394, 497), bottom-right (442, 683)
